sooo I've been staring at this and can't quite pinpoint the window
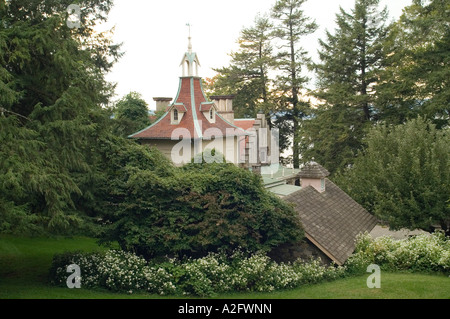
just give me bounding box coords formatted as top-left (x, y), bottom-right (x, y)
top-left (173, 109), bottom-right (179, 122)
top-left (321, 178), bottom-right (325, 191)
top-left (209, 109), bottom-right (214, 120)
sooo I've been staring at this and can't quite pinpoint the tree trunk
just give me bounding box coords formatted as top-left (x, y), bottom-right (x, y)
top-left (290, 23), bottom-right (300, 168)
top-left (360, 17), bottom-right (371, 122)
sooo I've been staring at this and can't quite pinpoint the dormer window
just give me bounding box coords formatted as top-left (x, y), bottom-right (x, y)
top-left (201, 102), bottom-right (216, 123)
top-left (170, 104), bottom-right (186, 124)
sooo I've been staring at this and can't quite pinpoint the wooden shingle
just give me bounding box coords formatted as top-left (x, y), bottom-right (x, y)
top-left (284, 179), bottom-right (378, 265)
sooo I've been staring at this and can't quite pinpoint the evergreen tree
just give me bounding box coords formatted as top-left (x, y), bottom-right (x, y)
top-left (206, 14), bottom-right (275, 119)
top-left (112, 92), bottom-right (151, 138)
top-left (0, 0), bottom-right (121, 233)
top-left (377, 0), bottom-right (450, 127)
top-left (271, 0), bottom-right (317, 168)
top-left (302, 0), bottom-right (390, 174)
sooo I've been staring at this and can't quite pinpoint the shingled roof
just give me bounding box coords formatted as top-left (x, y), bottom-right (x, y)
top-left (284, 179), bottom-right (378, 265)
top-left (298, 162), bottom-right (330, 179)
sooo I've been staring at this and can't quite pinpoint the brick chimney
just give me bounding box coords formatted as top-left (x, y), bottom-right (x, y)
top-left (210, 95), bottom-right (235, 124)
top-left (153, 97), bottom-right (172, 112)
top-left (299, 162), bottom-right (330, 193)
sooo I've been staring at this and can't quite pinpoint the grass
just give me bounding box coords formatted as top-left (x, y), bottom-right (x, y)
top-left (1, 235), bottom-right (449, 299)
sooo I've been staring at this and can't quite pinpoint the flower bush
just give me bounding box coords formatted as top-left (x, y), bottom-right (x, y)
top-left (50, 249), bottom-right (345, 296)
top-left (345, 231), bottom-right (450, 274)
top-left (50, 231), bottom-right (449, 296)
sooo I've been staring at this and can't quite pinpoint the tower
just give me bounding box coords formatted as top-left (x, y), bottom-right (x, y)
top-left (129, 27), bottom-right (248, 166)
top-left (180, 24), bottom-right (200, 77)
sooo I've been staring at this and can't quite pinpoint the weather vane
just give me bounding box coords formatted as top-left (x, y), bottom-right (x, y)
top-left (186, 23), bottom-right (192, 37)
top-left (186, 23), bottom-right (193, 53)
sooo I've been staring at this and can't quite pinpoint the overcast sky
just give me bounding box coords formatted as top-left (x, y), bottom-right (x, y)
top-left (102, 0), bottom-right (413, 110)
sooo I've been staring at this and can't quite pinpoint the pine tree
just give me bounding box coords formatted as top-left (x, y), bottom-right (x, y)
top-left (377, 0), bottom-right (450, 127)
top-left (207, 14), bottom-right (275, 119)
top-left (271, 0), bottom-right (317, 168)
top-left (302, 0), bottom-right (390, 174)
top-left (0, 0), bottom-right (121, 233)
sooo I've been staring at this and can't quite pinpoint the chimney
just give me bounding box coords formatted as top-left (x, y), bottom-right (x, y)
top-left (256, 110), bottom-right (270, 165)
top-left (299, 162), bottom-right (330, 193)
top-left (153, 97), bottom-right (172, 112)
top-left (210, 95), bottom-right (235, 124)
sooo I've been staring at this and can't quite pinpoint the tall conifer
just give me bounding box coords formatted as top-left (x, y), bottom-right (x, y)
top-left (0, 0), bottom-right (121, 233)
top-left (271, 0), bottom-right (317, 168)
top-left (207, 15), bottom-right (275, 119)
top-left (302, 0), bottom-right (390, 174)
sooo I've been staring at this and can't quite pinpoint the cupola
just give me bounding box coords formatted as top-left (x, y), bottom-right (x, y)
top-left (299, 161), bottom-right (330, 193)
top-left (180, 24), bottom-right (200, 77)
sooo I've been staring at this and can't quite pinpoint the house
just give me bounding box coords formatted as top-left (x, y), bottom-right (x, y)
top-left (269, 162), bottom-right (378, 266)
top-left (130, 36), bottom-right (274, 169)
top-left (130, 35), bottom-right (377, 266)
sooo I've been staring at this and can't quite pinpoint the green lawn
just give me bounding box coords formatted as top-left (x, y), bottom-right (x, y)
top-left (1, 235), bottom-right (449, 299)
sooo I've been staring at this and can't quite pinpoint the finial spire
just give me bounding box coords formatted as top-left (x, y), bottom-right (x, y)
top-left (180, 23), bottom-right (200, 77)
top-left (186, 23), bottom-right (192, 53)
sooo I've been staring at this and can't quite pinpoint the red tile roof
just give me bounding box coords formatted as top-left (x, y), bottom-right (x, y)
top-left (199, 102), bottom-right (215, 112)
top-left (173, 104), bottom-right (188, 113)
top-left (130, 77), bottom-right (248, 140)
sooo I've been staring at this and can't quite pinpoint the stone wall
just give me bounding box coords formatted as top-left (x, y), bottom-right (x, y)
top-left (269, 238), bottom-right (332, 266)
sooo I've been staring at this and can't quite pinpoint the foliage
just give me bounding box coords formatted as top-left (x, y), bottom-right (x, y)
top-left (111, 92), bottom-right (151, 138)
top-left (302, 0), bottom-right (390, 174)
top-left (346, 231), bottom-right (450, 274)
top-left (207, 14), bottom-right (276, 119)
top-left (99, 154), bottom-right (304, 259)
top-left (271, 0), bottom-right (318, 168)
top-left (50, 230), bottom-right (450, 297)
top-left (49, 248), bottom-right (345, 297)
top-left (0, 0), bottom-right (121, 234)
top-left (299, 105), bottom-right (368, 175)
top-left (335, 117), bottom-right (450, 233)
top-left (377, 0), bottom-right (450, 127)
top-left (0, 116), bottom-right (81, 234)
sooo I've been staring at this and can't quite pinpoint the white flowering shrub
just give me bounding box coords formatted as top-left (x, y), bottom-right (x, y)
top-left (292, 258), bottom-right (347, 285)
top-left (176, 255), bottom-right (219, 296)
top-left (230, 252), bottom-right (272, 291)
top-left (346, 231), bottom-right (450, 274)
top-left (141, 266), bottom-right (177, 295)
top-left (99, 250), bottom-right (148, 293)
top-left (50, 248), bottom-right (346, 296)
top-left (51, 233), bottom-right (449, 297)
top-left (50, 251), bottom-right (104, 288)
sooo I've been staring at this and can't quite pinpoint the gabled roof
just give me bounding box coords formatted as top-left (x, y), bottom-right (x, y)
top-left (129, 77), bottom-right (249, 140)
top-left (199, 102), bottom-right (215, 112)
top-left (171, 103), bottom-right (188, 113)
top-left (284, 179), bottom-right (378, 265)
